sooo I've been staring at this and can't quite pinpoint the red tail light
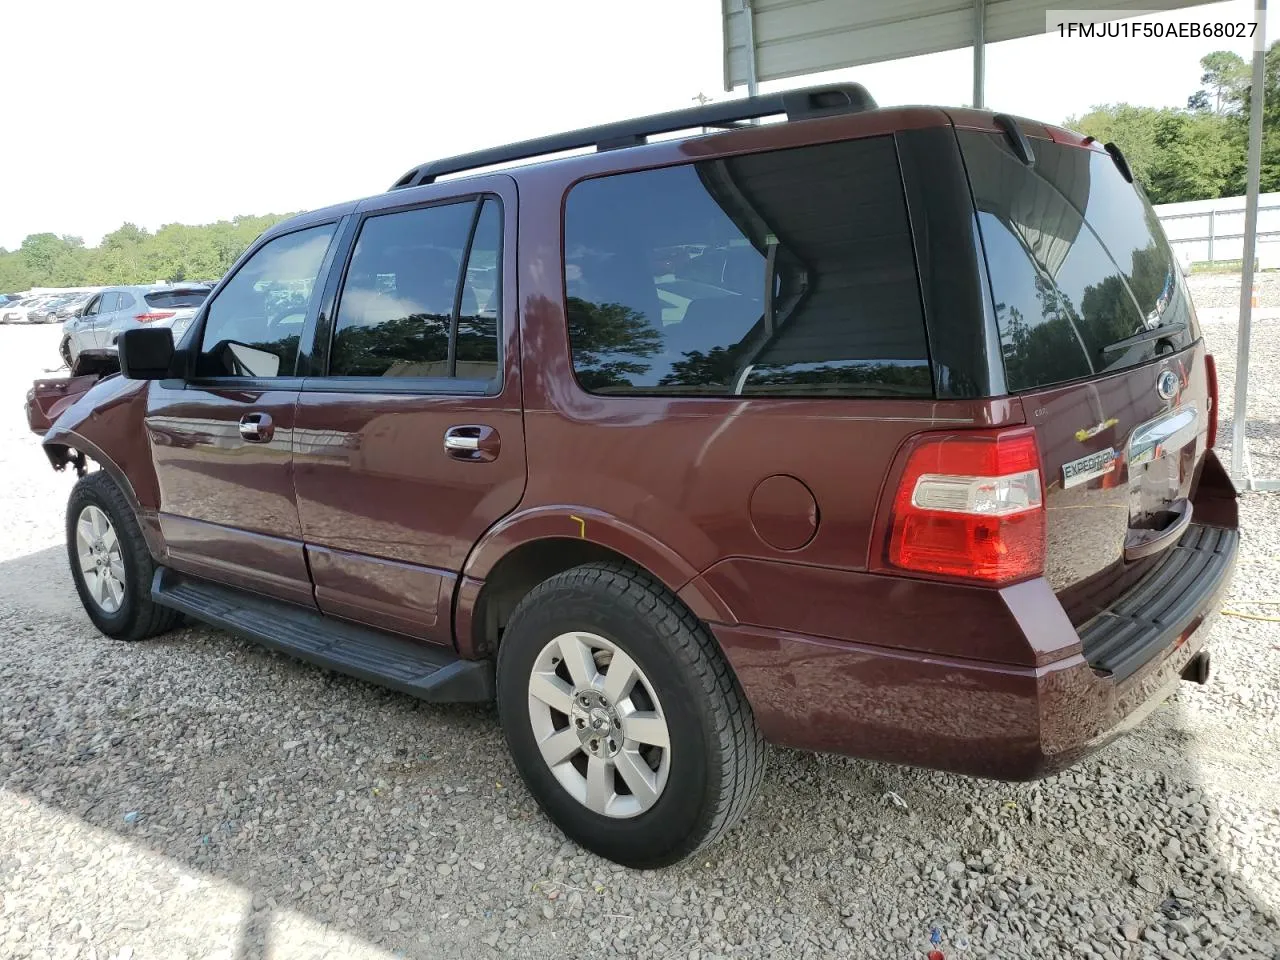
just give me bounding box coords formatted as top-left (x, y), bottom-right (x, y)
top-left (885, 428), bottom-right (1046, 584)
top-left (135, 312), bottom-right (175, 323)
top-left (1204, 353), bottom-right (1219, 449)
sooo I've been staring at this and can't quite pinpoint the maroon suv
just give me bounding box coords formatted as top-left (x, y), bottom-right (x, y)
top-left (32, 85), bottom-right (1239, 868)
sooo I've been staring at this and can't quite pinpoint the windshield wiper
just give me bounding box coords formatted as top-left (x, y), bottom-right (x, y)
top-left (1098, 321), bottom-right (1188, 356)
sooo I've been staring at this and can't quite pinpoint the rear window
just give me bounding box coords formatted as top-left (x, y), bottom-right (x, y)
top-left (563, 137), bottom-right (931, 398)
top-left (146, 289), bottom-right (209, 309)
top-left (961, 132), bottom-right (1197, 392)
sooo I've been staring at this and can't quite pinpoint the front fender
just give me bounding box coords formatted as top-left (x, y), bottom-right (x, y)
top-left (43, 375), bottom-right (159, 515)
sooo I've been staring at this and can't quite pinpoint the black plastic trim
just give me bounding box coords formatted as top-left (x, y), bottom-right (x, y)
top-left (390, 84), bottom-right (877, 188)
top-left (1079, 524), bottom-right (1238, 682)
top-left (992, 114), bottom-right (1036, 166)
top-left (895, 126), bottom-right (1001, 399)
top-left (151, 568), bottom-right (493, 702)
top-left (1104, 142), bottom-right (1134, 183)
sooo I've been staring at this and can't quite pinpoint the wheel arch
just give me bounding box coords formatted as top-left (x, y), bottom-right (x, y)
top-left (456, 508), bottom-right (737, 660)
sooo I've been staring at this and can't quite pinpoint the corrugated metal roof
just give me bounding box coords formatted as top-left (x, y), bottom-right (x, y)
top-left (723, 0), bottom-right (1220, 91)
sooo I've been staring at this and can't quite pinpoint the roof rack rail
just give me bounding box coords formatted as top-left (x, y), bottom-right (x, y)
top-left (389, 83), bottom-right (876, 190)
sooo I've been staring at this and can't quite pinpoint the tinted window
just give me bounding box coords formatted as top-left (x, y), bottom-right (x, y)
top-left (330, 199), bottom-right (498, 382)
top-left (961, 133), bottom-right (1196, 392)
top-left (563, 137), bottom-right (930, 397)
top-left (198, 224), bottom-right (335, 377)
top-left (146, 289), bottom-right (209, 309)
top-left (455, 199), bottom-right (502, 381)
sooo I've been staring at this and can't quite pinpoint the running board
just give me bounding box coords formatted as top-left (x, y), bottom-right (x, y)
top-left (151, 568), bottom-right (492, 702)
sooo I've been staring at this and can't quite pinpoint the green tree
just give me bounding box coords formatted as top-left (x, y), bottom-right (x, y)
top-left (1199, 50), bottom-right (1249, 113)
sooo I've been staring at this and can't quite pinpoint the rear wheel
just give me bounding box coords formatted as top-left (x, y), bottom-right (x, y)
top-left (496, 562), bottom-right (765, 867)
top-left (67, 471), bottom-right (181, 641)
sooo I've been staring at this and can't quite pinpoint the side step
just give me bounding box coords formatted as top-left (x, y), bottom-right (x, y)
top-left (151, 568), bottom-right (492, 702)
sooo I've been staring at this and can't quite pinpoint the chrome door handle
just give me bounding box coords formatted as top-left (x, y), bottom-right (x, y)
top-left (238, 412), bottom-right (274, 443)
top-left (444, 425), bottom-right (499, 461)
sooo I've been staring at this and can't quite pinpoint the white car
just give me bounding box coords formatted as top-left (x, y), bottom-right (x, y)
top-left (62, 284), bottom-right (211, 365)
top-left (2, 296), bottom-right (59, 324)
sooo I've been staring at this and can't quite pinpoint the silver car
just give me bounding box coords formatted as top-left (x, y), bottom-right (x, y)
top-left (62, 284), bottom-right (211, 364)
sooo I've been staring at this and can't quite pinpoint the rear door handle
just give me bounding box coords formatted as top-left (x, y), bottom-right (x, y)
top-left (239, 412), bottom-right (274, 443)
top-left (444, 424), bottom-right (499, 462)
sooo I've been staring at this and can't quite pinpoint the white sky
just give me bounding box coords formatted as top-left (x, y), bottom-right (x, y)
top-left (0, 0), bottom-right (1266, 250)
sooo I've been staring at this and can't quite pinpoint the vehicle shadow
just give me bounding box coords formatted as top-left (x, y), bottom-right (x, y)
top-left (0, 540), bottom-right (1277, 959)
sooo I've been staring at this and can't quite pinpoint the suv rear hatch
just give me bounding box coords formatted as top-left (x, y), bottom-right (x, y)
top-left (141, 288), bottom-right (210, 341)
top-left (957, 120), bottom-right (1222, 675)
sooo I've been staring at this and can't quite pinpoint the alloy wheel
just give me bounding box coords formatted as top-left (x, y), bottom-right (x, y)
top-left (526, 631), bottom-right (671, 818)
top-left (75, 505), bottom-right (125, 613)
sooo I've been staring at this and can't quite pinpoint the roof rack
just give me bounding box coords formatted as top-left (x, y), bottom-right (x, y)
top-left (389, 83), bottom-right (877, 190)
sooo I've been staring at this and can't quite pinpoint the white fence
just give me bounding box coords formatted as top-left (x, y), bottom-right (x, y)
top-left (1154, 193), bottom-right (1280, 269)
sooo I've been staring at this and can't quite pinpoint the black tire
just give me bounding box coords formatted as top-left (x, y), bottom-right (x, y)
top-left (59, 336), bottom-right (72, 369)
top-left (66, 471), bottom-right (181, 641)
top-left (496, 561), bottom-right (765, 867)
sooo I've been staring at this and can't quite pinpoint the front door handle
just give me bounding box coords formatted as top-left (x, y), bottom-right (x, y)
top-left (239, 412), bottom-right (274, 443)
top-left (444, 424), bottom-right (499, 462)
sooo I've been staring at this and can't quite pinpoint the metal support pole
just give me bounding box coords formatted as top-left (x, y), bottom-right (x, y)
top-left (1232, 0), bottom-right (1267, 482)
top-left (742, 0), bottom-right (760, 98)
top-left (973, 0), bottom-right (986, 108)
top-left (1207, 209), bottom-right (1215, 263)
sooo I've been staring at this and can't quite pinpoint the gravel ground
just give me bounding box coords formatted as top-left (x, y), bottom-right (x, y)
top-left (1, 309), bottom-right (1278, 960)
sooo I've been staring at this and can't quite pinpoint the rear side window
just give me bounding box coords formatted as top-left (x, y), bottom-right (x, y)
top-left (329, 197), bottom-right (501, 384)
top-left (563, 137), bottom-right (931, 397)
top-left (961, 132), bottom-right (1197, 392)
top-left (117, 292), bottom-right (136, 310)
top-left (146, 289), bottom-right (208, 309)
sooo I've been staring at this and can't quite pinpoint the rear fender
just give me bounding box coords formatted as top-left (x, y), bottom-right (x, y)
top-left (460, 506), bottom-right (737, 625)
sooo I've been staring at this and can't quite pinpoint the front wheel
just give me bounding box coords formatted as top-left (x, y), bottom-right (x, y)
top-left (67, 471), bottom-right (181, 641)
top-left (496, 562), bottom-right (765, 867)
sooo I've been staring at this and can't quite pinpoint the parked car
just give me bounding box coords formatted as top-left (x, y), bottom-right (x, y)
top-left (61, 284), bottom-right (210, 365)
top-left (29, 86), bottom-right (1238, 868)
top-left (27, 295), bottom-right (78, 324)
top-left (55, 294), bottom-right (92, 320)
top-left (2, 296), bottom-right (59, 324)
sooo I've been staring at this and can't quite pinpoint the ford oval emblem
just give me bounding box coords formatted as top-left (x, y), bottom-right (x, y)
top-left (1156, 370), bottom-right (1179, 401)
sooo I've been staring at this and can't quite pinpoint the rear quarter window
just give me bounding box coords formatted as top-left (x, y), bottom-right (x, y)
top-left (563, 136), bottom-right (931, 398)
top-left (961, 132), bottom-right (1197, 392)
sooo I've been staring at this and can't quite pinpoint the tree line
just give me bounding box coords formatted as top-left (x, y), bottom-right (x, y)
top-left (6, 44), bottom-right (1280, 293)
top-left (1070, 45), bottom-right (1280, 204)
top-left (0, 213), bottom-right (296, 293)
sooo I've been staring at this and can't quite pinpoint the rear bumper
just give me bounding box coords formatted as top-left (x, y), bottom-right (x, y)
top-left (711, 521), bottom-right (1238, 781)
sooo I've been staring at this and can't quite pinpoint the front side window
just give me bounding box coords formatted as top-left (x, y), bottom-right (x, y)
top-left (329, 197), bottom-right (501, 383)
top-left (562, 137), bottom-right (930, 398)
top-left (197, 224), bottom-right (335, 378)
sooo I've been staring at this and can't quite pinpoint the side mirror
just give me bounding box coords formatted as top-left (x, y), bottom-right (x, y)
top-left (118, 327), bottom-right (176, 380)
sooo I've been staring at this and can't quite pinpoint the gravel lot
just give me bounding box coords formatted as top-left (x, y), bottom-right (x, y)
top-left (1, 294), bottom-right (1278, 960)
